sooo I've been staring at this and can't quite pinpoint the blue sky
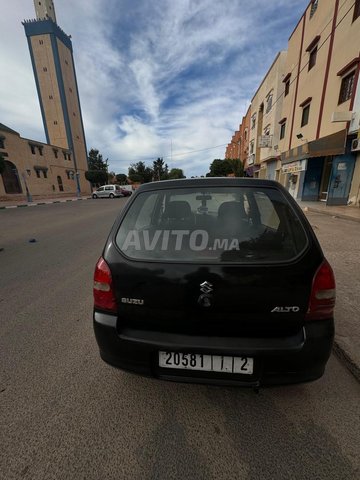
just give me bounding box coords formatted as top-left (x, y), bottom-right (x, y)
top-left (0, 0), bottom-right (307, 177)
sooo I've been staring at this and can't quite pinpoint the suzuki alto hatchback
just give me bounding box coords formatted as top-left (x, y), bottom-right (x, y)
top-left (93, 178), bottom-right (335, 387)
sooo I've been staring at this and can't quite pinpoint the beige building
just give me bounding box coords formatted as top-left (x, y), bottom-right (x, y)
top-left (0, 0), bottom-right (91, 200)
top-left (0, 123), bottom-right (80, 199)
top-left (225, 106), bottom-right (251, 174)
top-left (279, 0), bottom-right (360, 205)
top-left (225, 0), bottom-right (360, 206)
top-left (249, 51), bottom-right (287, 181)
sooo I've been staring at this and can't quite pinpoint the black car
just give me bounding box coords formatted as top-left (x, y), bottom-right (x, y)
top-left (93, 178), bottom-right (335, 387)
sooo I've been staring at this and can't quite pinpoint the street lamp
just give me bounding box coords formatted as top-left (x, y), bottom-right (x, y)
top-left (21, 170), bottom-right (33, 203)
top-left (75, 171), bottom-right (81, 197)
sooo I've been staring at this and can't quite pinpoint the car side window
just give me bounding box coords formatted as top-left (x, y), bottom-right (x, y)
top-left (134, 193), bottom-right (158, 229)
top-left (105, 186), bottom-right (112, 191)
top-left (253, 191), bottom-right (280, 229)
top-left (97, 187), bottom-right (105, 192)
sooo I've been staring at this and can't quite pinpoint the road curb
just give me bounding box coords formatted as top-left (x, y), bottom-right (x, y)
top-left (333, 341), bottom-right (360, 382)
top-left (304, 207), bottom-right (360, 224)
top-left (0, 197), bottom-right (91, 209)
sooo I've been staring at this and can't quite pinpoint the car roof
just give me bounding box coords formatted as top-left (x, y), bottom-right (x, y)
top-left (136, 177), bottom-right (283, 192)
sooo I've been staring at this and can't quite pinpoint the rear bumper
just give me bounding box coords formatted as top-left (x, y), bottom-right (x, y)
top-left (93, 311), bottom-right (334, 386)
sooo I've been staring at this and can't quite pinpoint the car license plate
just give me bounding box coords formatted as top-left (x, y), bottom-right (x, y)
top-left (159, 351), bottom-right (253, 375)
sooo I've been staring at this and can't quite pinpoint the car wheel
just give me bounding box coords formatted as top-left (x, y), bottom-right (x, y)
top-left (109, 193), bottom-right (115, 198)
top-left (92, 194), bottom-right (98, 199)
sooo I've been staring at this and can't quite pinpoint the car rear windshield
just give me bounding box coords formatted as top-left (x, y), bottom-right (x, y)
top-left (115, 186), bottom-right (308, 263)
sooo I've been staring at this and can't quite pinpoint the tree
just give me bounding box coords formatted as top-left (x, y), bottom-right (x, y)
top-left (85, 170), bottom-right (107, 185)
top-left (227, 158), bottom-right (244, 177)
top-left (108, 171), bottom-right (116, 183)
top-left (128, 173), bottom-right (143, 183)
top-left (116, 173), bottom-right (128, 184)
top-left (86, 148), bottom-right (108, 186)
top-left (207, 159), bottom-right (233, 177)
top-left (153, 158), bottom-right (169, 181)
top-left (0, 153), bottom-right (5, 175)
top-left (88, 148), bottom-right (108, 171)
top-left (128, 161), bottom-right (153, 183)
top-left (168, 168), bottom-right (185, 179)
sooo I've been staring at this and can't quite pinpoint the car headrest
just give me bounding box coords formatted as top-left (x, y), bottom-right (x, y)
top-left (163, 201), bottom-right (192, 220)
top-left (218, 201), bottom-right (247, 222)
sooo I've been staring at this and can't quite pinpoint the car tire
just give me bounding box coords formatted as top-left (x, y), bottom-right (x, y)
top-left (92, 194), bottom-right (98, 199)
top-left (109, 193), bottom-right (114, 199)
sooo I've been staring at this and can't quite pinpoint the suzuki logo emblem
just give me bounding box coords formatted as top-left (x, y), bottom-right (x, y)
top-left (200, 281), bottom-right (213, 294)
top-left (198, 281), bottom-right (213, 308)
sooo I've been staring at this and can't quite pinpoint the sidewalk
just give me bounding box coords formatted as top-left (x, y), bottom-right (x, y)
top-left (298, 201), bottom-right (360, 223)
top-left (0, 195), bottom-right (91, 209)
top-left (299, 200), bottom-right (360, 382)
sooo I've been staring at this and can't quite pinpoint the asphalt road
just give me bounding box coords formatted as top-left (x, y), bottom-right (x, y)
top-left (0, 200), bottom-right (359, 480)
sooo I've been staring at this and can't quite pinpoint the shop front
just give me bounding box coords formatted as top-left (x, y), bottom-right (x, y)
top-left (281, 159), bottom-right (307, 199)
top-left (281, 130), bottom-right (356, 205)
top-left (266, 159), bottom-right (277, 180)
top-left (302, 136), bottom-right (356, 205)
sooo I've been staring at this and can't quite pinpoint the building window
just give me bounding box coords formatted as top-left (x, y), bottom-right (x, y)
top-left (38, 146), bottom-right (43, 156)
top-left (353, 0), bottom-right (360, 21)
top-left (35, 169), bottom-right (41, 178)
top-left (65, 60), bottom-right (68, 65)
top-left (53, 149), bottom-right (58, 158)
top-left (338, 71), bottom-right (356, 104)
top-left (68, 154), bottom-right (71, 161)
top-left (49, 95), bottom-right (53, 99)
top-left (301, 104), bottom-right (310, 127)
top-left (73, 112), bottom-right (76, 117)
top-left (244, 129), bottom-right (247, 141)
top-left (43, 170), bottom-right (47, 178)
top-left (265, 92), bottom-right (273, 113)
top-left (57, 176), bottom-right (64, 192)
top-left (63, 151), bottom-right (67, 160)
top-left (280, 122), bottom-right (286, 140)
top-left (250, 140), bottom-right (254, 154)
top-left (30, 144), bottom-right (36, 154)
top-left (39, 40), bottom-right (44, 45)
top-left (0, 138), bottom-right (4, 149)
top-left (54, 121), bottom-right (58, 125)
top-left (251, 114), bottom-right (256, 130)
top-left (310, 0), bottom-right (318, 19)
top-left (284, 79), bottom-right (290, 96)
top-left (264, 125), bottom-right (271, 136)
top-left (69, 87), bottom-right (72, 93)
top-left (43, 67), bottom-right (47, 72)
top-left (308, 47), bottom-right (317, 71)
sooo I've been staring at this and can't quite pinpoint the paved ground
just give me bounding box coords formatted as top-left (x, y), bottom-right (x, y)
top-left (1, 200), bottom-right (359, 480)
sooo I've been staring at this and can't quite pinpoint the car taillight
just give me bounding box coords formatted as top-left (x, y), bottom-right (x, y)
top-left (306, 260), bottom-right (336, 321)
top-left (93, 257), bottom-right (117, 313)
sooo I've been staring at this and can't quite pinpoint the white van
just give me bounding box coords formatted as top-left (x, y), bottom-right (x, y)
top-left (92, 185), bottom-right (123, 199)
